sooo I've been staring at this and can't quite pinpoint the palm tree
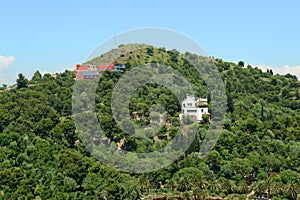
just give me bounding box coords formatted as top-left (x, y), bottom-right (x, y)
top-left (252, 181), bottom-right (266, 197)
top-left (207, 179), bottom-right (221, 194)
top-left (177, 176), bottom-right (194, 192)
top-left (270, 181), bottom-right (283, 197)
top-left (165, 179), bottom-right (176, 191)
top-left (122, 184), bottom-right (141, 200)
top-left (264, 177), bottom-right (272, 198)
top-left (138, 179), bottom-right (151, 194)
top-left (195, 179), bottom-right (207, 190)
top-left (192, 187), bottom-right (201, 200)
top-left (285, 182), bottom-right (299, 200)
top-left (199, 189), bottom-right (209, 200)
top-left (183, 191), bottom-right (192, 200)
top-left (237, 181), bottom-right (249, 195)
top-left (222, 180), bottom-right (235, 195)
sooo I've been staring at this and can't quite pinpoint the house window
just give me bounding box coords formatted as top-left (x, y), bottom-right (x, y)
top-left (187, 103), bottom-right (192, 107)
top-left (201, 109), bottom-right (204, 113)
top-left (183, 104), bottom-right (185, 107)
top-left (187, 110), bottom-right (197, 113)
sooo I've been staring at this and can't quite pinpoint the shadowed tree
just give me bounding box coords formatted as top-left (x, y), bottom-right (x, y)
top-left (17, 73), bottom-right (28, 89)
top-left (238, 61), bottom-right (245, 67)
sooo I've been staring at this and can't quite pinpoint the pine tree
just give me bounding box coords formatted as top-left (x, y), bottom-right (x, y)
top-left (16, 73), bottom-right (28, 89)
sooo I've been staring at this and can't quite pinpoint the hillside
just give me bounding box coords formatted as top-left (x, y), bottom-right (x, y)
top-left (0, 44), bottom-right (299, 199)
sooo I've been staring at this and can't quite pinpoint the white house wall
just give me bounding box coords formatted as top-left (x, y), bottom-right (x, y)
top-left (181, 95), bottom-right (208, 121)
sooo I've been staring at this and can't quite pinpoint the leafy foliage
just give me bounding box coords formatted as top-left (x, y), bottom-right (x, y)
top-left (0, 45), bottom-right (300, 199)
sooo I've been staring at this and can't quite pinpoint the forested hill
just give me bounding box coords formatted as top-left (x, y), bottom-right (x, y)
top-left (0, 45), bottom-right (299, 199)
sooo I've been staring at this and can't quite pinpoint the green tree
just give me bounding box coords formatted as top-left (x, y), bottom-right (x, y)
top-left (0, 84), bottom-right (7, 90)
top-left (31, 70), bottom-right (42, 83)
top-left (16, 73), bottom-right (28, 89)
top-left (238, 61), bottom-right (245, 67)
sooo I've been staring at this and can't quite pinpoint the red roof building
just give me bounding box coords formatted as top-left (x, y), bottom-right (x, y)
top-left (75, 63), bottom-right (126, 80)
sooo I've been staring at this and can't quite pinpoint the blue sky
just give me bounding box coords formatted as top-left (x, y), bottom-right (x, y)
top-left (1, 0), bottom-right (300, 85)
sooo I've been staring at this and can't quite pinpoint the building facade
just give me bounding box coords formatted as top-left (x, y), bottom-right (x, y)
top-left (180, 95), bottom-right (209, 121)
top-left (75, 63), bottom-right (126, 80)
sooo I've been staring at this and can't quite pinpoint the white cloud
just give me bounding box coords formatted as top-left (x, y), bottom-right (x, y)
top-left (0, 73), bottom-right (16, 86)
top-left (276, 65), bottom-right (300, 78)
top-left (0, 55), bottom-right (15, 70)
top-left (254, 64), bottom-right (272, 71)
top-left (256, 64), bottom-right (300, 79)
top-left (39, 66), bottom-right (73, 76)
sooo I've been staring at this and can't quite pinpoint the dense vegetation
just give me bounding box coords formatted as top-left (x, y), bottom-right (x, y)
top-left (0, 45), bottom-right (299, 199)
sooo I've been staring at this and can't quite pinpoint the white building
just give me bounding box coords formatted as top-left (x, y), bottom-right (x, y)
top-left (179, 95), bottom-right (209, 121)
